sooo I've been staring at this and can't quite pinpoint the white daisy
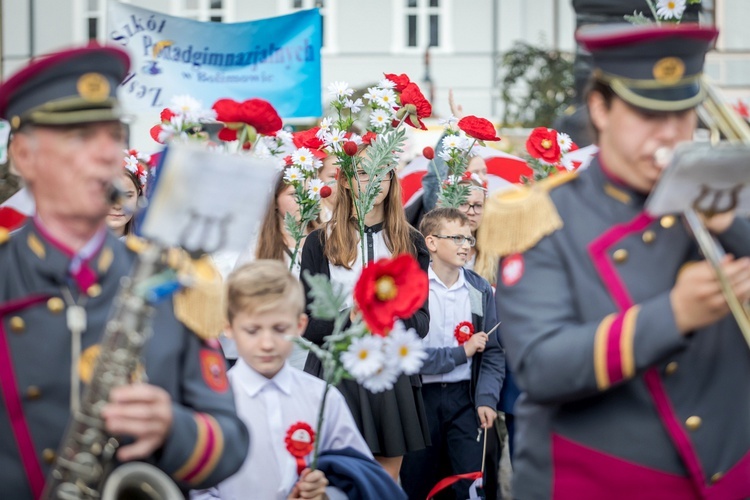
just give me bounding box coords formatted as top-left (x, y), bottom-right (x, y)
top-left (344, 98), bottom-right (364, 113)
top-left (442, 134), bottom-right (468, 151)
top-left (378, 78), bottom-right (397, 90)
top-left (375, 89), bottom-right (398, 110)
top-left (327, 81), bottom-right (354, 100)
top-left (369, 109), bottom-right (392, 129)
top-left (361, 361), bottom-right (400, 393)
top-left (307, 178), bottom-right (325, 199)
top-left (363, 87), bottom-right (383, 103)
top-left (317, 117), bottom-right (333, 137)
top-left (557, 132), bottom-right (573, 153)
top-left (384, 323), bottom-right (427, 376)
top-left (341, 336), bottom-right (385, 380)
top-left (439, 115), bottom-right (458, 127)
top-left (347, 133), bottom-right (363, 145)
top-left (560, 154), bottom-right (575, 171)
top-left (169, 95), bottom-right (202, 116)
top-left (438, 150), bottom-right (453, 162)
top-left (324, 128), bottom-right (346, 152)
top-left (284, 167), bottom-right (303, 183)
top-left (124, 155), bottom-right (139, 174)
top-left (275, 130), bottom-right (293, 145)
top-left (292, 148), bottom-right (314, 170)
top-left (656, 0), bottom-right (686, 20)
top-left (311, 158), bottom-right (323, 172)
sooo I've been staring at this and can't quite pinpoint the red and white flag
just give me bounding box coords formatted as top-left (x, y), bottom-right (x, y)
top-left (0, 187), bottom-right (34, 231)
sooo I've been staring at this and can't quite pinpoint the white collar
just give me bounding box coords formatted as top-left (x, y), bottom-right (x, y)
top-left (428, 265), bottom-right (466, 291)
top-left (234, 358), bottom-right (293, 398)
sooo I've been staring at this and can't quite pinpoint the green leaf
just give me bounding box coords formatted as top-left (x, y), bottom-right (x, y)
top-left (302, 270), bottom-right (347, 321)
top-left (624, 11), bottom-right (654, 25)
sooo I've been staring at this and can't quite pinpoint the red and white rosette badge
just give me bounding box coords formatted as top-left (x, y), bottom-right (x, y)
top-left (285, 422), bottom-right (316, 475)
top-left (454, 321), bottom-right (474, 345)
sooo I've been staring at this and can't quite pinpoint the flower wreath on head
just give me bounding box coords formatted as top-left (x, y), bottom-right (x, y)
top-left (122, 149), bottom-right (151, 193)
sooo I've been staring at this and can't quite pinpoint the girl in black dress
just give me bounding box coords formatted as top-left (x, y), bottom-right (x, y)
top-left (300, 165), bottom-right (431, 480)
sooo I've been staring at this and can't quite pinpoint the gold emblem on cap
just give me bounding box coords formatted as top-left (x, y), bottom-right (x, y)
top-left (653, 57), bottom-right (685, 84)
top-left (77, 73), bottom-right (110, 102)
top-left (10, 116), bottom-right (21, 129)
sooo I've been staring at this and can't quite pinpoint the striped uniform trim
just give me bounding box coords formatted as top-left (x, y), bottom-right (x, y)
top-left (173, 413), bottom-right (225, 486)
top-left (594, 306), bottom-right (640, 390)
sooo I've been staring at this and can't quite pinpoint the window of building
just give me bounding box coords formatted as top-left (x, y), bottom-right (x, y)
top-left (282, 0), bottom-right (335, 52)
top-left (393, 0), bottom-right (450, 53)
top-left (171, 0), bottom-right (231, 22)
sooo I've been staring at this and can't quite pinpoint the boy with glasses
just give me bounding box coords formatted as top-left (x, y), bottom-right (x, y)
top-left (400, 207), bottom-right (505, 499)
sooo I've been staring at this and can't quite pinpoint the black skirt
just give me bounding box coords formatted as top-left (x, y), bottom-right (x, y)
top-left (305, 354), bottom-right (431, 457)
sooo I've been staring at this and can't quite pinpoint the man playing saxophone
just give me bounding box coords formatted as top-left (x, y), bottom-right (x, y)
top-left (0, 45), bottom-right (249, 498)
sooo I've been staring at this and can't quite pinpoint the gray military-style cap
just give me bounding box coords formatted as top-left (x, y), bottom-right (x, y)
top-left (576, 23), bottom-right (718, 112)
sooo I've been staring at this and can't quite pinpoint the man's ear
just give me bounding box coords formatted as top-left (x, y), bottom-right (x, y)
top-left (587, 91), bottom-right (608, 135)
top-left (8, 133), bottom-right (36, 183)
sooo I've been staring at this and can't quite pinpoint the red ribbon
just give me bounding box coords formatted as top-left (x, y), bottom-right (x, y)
top-left (454, 321), bottom-right (474, 345)
top-left (285, 422), bottom-right (315, 476)
top-left (426, 471), bottom-right (483, 499)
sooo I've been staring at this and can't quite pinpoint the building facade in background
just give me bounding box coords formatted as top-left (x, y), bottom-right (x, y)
top-left (2, 0), bottom-right (748, 150)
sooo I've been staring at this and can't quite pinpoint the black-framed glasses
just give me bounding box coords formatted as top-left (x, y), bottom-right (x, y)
top-left (458, 202), bottom-right (484, 214)
top-left (431, 234), bottom-right (476, 247)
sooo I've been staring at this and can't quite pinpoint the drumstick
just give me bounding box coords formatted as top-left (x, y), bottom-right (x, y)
top-left (486, 322), bottom-right (501, 336)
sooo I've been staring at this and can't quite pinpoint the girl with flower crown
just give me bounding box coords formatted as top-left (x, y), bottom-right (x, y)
top-left (106, 151), bottom-right (148, 239)
top-left (300, 148), bottom-right (431, 480)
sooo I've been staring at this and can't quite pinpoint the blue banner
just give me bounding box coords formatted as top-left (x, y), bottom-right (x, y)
top-left (107, 2), bottom-right (322, 118)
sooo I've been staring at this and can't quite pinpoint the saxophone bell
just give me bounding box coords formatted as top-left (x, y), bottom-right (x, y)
top-left (101, 462), bottom-right (183, 500)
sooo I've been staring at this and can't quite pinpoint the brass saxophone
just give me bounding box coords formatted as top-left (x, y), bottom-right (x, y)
top-left (42, 243), bottom-right (183, 500)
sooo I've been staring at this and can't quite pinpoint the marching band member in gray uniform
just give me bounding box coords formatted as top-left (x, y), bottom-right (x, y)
top-left (0, 45), bottom-right (249, 498)
top-left (495, 24), bottom-right (750, 499)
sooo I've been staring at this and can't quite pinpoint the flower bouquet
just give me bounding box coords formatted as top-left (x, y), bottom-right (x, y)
top-left (521, 126), bottom-right (579, 182)
top-left (319, 74), bottom-right (431, 266)
top-left (297, 253), bottom-right (428, 468)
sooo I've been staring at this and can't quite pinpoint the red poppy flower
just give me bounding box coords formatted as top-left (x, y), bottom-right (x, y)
top-left (160, 108), bottom-right (176, 122)
top-left (293, 127), bottom-right (327, 159)
top-left (384, 73), bottom-right (411, 92)
top-left (454, 321), bottom-right (474, 345)
top-left (458, 116), bottom-right (500, 141)
top-left (526, 127), bottom-right (560, 163)
top-left (239, 98), bottom-right (283, 135)
top-left (361, 131), bottom-right (378, 145)
top-left (423, 146), bottom-right (435, 160)
top-left (217, 127), bottom-right (238, 142)
top-left (399, 83), bottom-right (432, 130)
top-left (149, 125), bottom-right (165, 144)
top-left (353, 254), bottom-right (428, 336)
top-left (212, 98), bottom-right (243, 123)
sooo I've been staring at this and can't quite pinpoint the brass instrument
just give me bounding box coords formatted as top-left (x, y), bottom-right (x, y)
top-left (697, 77), bottom-right (750, 144)
top-left (42, 244), bottom-right (183, 500)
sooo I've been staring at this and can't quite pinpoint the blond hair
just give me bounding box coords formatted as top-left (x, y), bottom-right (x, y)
top-left (226, 260), bottom-right (305, 321)
top-left (419, 207), bottom-right (469, 241)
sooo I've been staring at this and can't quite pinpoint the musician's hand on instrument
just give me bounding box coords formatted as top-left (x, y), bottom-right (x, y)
top-left (102, 383), bottom-right (174, 461)
top-left (288, 468), bottom-right (328, 500)
top-left (701, 210), bottom-right (735, 235)
top-left (671, 255), bottom-right (750, 334)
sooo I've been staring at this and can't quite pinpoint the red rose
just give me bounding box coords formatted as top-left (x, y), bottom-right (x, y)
top-left (293, 127), bottom-right (327, 159)
top-left (343, 141), bottom-right (359, 157)
top-left (384, 73), bottom-right (411, 92)
top-left (526, 127), bottom-right (560, 163)
top-left (353, 254), bottom-right (428, 336)
top-left (399, 83), bottom-right (432, 130)
top-left (217, 127), bottom-right (238, 142)
top-left (423, 146), bottom-right (435, 160)
top-left (457, 116), bottom-right (500, 141)
top-left (149, 125), bottom-right (165, 144)
top-left (361, 131), bottom-right (377, 145)
top-left (238, 98), bottom-right (283, 135)
top-left (320, 185), bottom-right (333, 198)
top-left (212, 98), bottom-right (243, 123)
top-left (160, 108), bottom-right (176, 122)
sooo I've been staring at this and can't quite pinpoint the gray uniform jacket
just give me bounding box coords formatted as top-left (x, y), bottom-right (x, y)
top-left (495, 158), bottom-right (750, 499)
top-left (420, 268), bottom-right (505, 410)
top-left (0, 222), bottom-right (249, 498)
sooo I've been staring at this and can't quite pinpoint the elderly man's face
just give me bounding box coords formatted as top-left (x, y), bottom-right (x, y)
top-left (11, 122), bottom-right (126, 222)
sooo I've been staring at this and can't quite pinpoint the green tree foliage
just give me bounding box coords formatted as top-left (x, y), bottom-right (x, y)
top-left (500, 42), bottom-right (575, 128)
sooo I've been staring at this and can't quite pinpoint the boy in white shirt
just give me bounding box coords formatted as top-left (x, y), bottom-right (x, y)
top-left (192, 260), bottom-right (372, 500)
